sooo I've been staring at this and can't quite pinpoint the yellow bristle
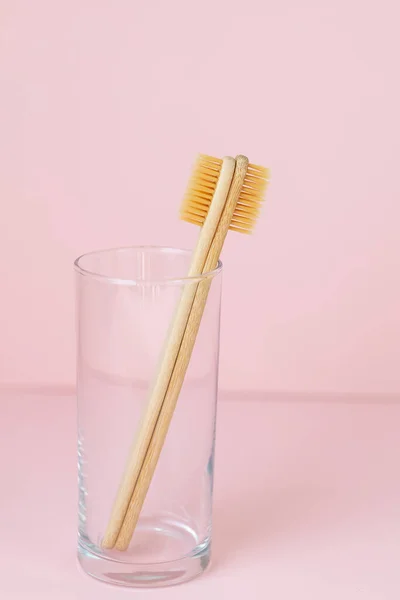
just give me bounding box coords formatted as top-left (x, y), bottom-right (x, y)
top-left (180, 156), bottom-right (269, 234)
top-left (180, 154), bottom-right (222, 225)
top-left (229, 163), bottom-right (269, 234)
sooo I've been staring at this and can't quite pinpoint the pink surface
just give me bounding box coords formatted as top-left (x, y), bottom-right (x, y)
top-left (1, 389), bottom-right (400, 598)
top-left (1, 1), bottom-right (400, 394)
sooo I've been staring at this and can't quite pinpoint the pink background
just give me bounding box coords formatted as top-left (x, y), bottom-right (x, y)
top-left (1, 5), bottom-right (400, 597)
top-left (1, 0), bottom-right (399, 394)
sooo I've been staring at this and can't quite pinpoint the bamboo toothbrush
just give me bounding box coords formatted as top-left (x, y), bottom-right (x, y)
top-left (114, 155), bottom-right (269, 551)
top-left (102, 155), bottom-right (236, 549)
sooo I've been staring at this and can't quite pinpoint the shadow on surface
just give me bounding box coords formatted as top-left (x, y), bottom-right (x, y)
top-left (211, 479), bottom-right (358, 571)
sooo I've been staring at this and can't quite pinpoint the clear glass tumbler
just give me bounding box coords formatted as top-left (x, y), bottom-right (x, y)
top-left (75, 246), bottom-right (222, 587)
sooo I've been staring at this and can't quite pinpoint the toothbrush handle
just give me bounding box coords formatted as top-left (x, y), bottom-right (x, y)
top-left (101, 157), bottom-right (235, 549)
top-left (114, 156), bottom-right (249, 551)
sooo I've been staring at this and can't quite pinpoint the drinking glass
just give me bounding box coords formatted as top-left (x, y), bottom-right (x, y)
top-left (75, 246), bottom-right (222, 587)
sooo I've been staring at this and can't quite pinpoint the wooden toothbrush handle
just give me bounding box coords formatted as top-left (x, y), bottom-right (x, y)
top-left (101, 157), bottom-right (235, 549)
top-left (114, 156), bottom-right (249, 551)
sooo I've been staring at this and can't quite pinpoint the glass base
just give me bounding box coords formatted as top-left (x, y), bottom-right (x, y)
top-left (78, 518), bottom-right (211, 588)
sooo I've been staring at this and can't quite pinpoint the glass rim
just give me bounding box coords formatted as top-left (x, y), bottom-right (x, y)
top-left (74, 245), bottom-right (223, 286)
